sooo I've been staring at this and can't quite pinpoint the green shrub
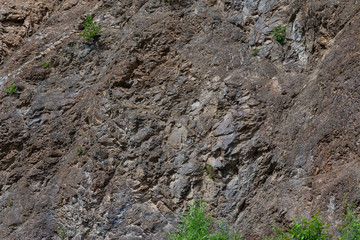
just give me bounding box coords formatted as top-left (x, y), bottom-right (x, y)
top-left (271, 25), bottom-right (286, 45)
top-left (80, 14), bottom-right (102, 42)
top-left (4, 83), bottom-right (18, 96)
top-left (288, 212), bottom-right (330, 240)
top-left (338, 206), bottom-right (360, 240)
top-left (166, 201), bottom-right (241, 240)
top-left (264, 212), bottom-right (330, 240)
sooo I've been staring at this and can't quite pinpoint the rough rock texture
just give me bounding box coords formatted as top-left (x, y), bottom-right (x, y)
top-left (0, 0), bottom-right (359, 239)
top-left (0, 1), bottom-right (62, 64)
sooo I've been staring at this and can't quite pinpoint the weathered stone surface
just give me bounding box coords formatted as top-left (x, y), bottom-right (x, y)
top-left (0, 0), bottom-right (359, 239)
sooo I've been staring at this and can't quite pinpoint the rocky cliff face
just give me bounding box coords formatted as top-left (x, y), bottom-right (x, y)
top-left (0, 0), bottom-right (359, 239)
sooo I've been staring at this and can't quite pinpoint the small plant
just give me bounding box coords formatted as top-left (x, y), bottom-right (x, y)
top-left (252, 48), bottom-right (259, 56)
top-left (265, 212), bottom-right (330, 240)
top-left (7, 196), bottom-right (13, 207)
top-left (204, 164), bottom-right (215, 179)
top-left (77, 147), bottom-right (83, 156)
top-left (4, 83), bottom-right (18, 96)
top-left (338, 205), bottom-right (360, 240)
top-left (58, 225), bottom-right (67, 240)
top-left (80, 14), bottom-right (102, 42)
top-left (271, 24), bottom-right (286, 45)
top-left (166, 200), bottom-right (241, 240)
top-left (42, 61), bottom-right (50, 68)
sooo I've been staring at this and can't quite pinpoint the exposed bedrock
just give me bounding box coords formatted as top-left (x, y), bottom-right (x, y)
top-left (0, 0), bottom-right (359, 239)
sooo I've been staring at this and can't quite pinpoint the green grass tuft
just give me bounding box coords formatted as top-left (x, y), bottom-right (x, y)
top-left (58, 225), bottom-right (67, 240)
top-left (166, 200), bottom-right (241, 240)
top-left (42, 61), bottom-right (50, 68)
top-left (252, 48), bottom-right (259, 56)
top-left (77, 147), bottom-right (83, 156)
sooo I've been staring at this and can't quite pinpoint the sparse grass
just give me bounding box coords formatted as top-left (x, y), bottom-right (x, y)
top-left (271, 24), bottom-right (286, 45)
top-left (252, 48), bottom-right (259, 56)
top-left (7, 196), bottom-right (13, 207)
top-left (58, 225), bottom-right (67, 240)
top-left (80, 14), bottom-right (102, 42)
top-left (42, 61), bottom-right (50, 68)
top-left (4, 83), bottom-right (18, 96)
top-left (204, 164), bottom-right (215, 179)
top-left (77, 147), bottom-right (83, 156)
top-left (166, 200), bottom-right (241, 240)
